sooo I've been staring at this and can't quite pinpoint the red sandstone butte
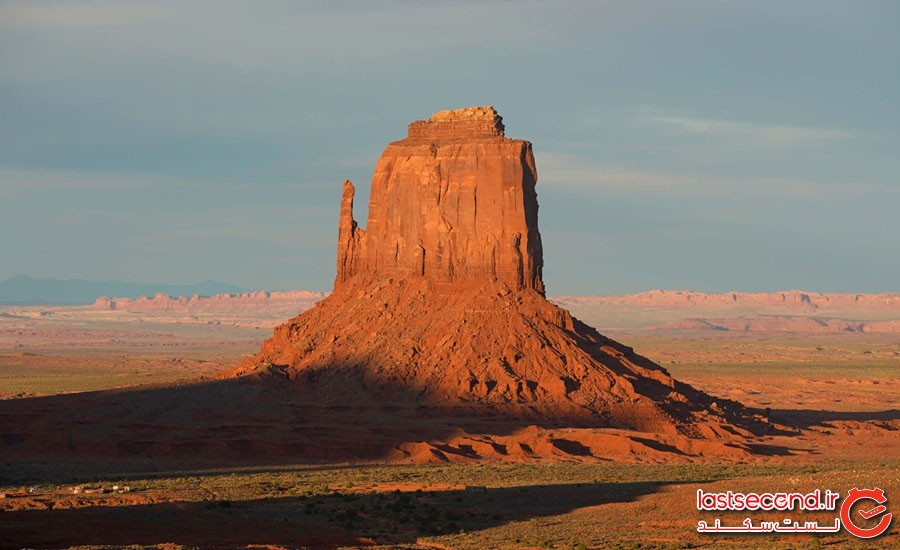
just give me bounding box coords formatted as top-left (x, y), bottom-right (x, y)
top-left (336, 105), bottom-right (542, 293)
top-left (221, 106), bottom-right (761, 438)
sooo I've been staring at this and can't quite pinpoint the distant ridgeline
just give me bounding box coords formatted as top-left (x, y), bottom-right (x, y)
top-left (91, 290), bottom-right (327, 316)
top-left (0, 275), bottom-right (247, 305)
top-left (551, 289), bottom-right (900, 310)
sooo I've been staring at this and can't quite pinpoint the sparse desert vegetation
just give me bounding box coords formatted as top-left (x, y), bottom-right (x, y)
top-left (1, 303), bottom-right (896, 547)
top-left (2, 460), bottom-right (896, 548)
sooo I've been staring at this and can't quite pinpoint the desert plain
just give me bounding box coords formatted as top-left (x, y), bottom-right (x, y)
top-left (0, 288), bottom-right (897, 549)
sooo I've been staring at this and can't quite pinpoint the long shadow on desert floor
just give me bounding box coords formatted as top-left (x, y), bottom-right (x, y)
top-left (769, 408), bottom-right (900, 429)
top-left (0, 363), bottom-right (791, 477)
top-left (0, 480), bottom-right (673, 549)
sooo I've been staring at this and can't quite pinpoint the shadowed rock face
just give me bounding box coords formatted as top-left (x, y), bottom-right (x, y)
top-left (225, 106), bottom-right (762, 440)
top-left (336, 105), bottom-right (544, 294)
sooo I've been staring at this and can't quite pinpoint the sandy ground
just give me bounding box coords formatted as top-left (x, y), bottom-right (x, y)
top-left (0, 304), bottom-right (897, 548)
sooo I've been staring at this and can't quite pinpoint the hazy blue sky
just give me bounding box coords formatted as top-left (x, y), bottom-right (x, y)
top-left (1, 0), bottom-right (898, 294)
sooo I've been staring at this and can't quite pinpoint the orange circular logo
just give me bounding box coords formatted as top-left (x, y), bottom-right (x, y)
top-left (840, 488), bottom-right (892, 539)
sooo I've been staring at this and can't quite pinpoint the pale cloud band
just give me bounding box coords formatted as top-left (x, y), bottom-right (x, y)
top-left (536, 152), bottom-right (873, 199)
top-left (0, 1), bottom-right (173, 28)
top-left (637, 112), bottom-right (850, 144)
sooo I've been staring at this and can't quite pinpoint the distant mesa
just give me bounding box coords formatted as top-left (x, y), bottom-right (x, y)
top-left (91, 290), bottom-right (326, 316)
top-left (554, 290), bottom-right (900, 333)
top-left (0, 274), bottom-right (247, 305)
top-left (220, 106), bottom-right (765, 443)
top-left (85, 287), bottom-right (900, 334)
top-left (554, 289), bottom-right (900, 311)
top-left (655, 315), bottom-right (900, 334)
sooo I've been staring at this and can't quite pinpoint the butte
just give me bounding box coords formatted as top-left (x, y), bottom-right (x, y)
top-left (220, 106), bottom-right (764, 451)
top-left (0, 107), bottom-right (774, 465)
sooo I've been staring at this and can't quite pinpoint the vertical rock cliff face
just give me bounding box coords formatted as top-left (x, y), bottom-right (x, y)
top-left (336, 106), bottom-right (544, 294)
top-left (223, 107), bottom-right (759, 441)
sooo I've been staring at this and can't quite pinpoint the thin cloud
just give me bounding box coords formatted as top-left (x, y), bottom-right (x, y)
top-left (0, 168), bottom-right (146, 199)
top-left (0, 1), bottom-right (174, 28)
top-left (132, 204), bottom-right (334, 249)
top-left (637, 112), bottom-right (850, 144)
top-left (0, 168), bottom-right (338, 199)
top-left (537, 152), bottom-right (859, 198)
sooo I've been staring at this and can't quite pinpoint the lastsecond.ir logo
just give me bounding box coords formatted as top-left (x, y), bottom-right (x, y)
top-left (841, 487), bottom-right (893, 539)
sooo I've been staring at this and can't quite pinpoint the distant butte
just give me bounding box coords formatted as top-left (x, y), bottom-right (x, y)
top-left (220, 106), bottom-right (765, 441)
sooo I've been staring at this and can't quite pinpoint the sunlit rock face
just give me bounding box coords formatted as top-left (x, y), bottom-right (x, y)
top-left (336, 106), bottom-right (543, 294)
